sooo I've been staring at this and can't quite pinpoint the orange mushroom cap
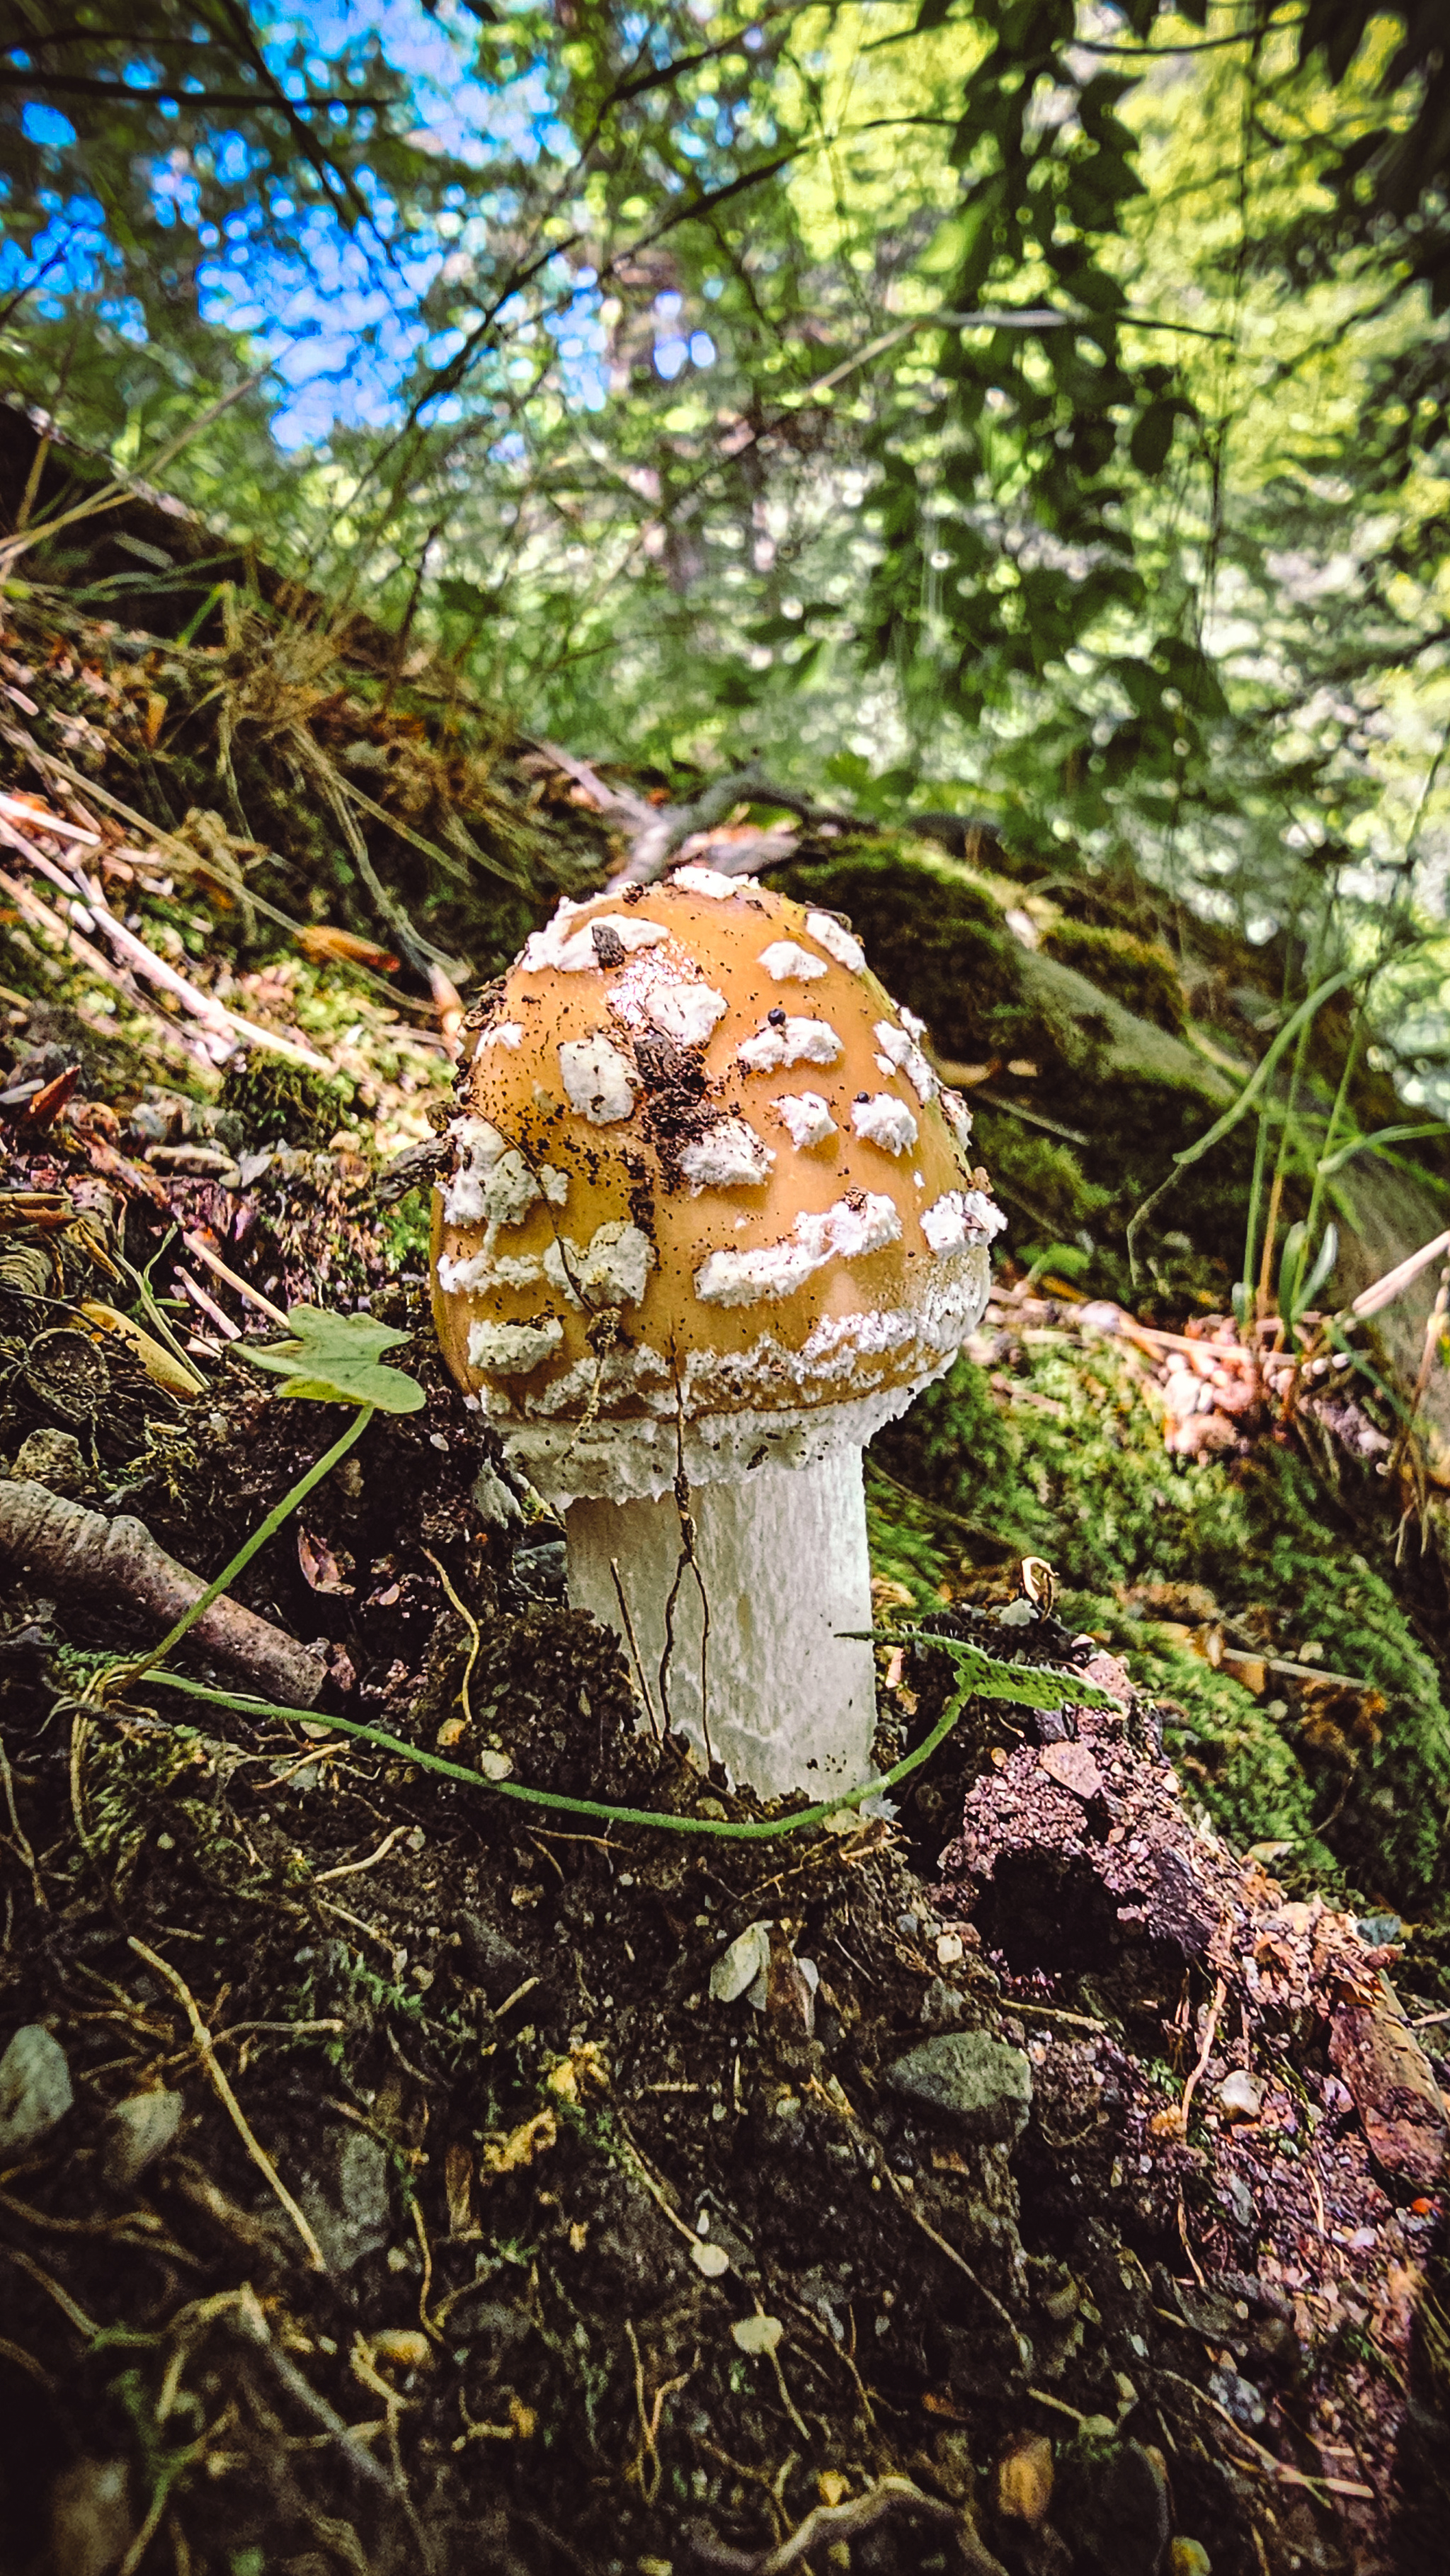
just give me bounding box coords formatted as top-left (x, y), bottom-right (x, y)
top-left (430, 871), bottom-right (1002, 1501)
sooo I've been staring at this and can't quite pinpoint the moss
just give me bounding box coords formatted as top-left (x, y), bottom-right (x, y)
top-left (222, 1054), bottom-right (353, 1147)
top-left (769, 843), bottom-right (1037, 1064)
top-left (869, 1343), bottom-right (1450, 1905)
top-left (1039, 920), bottom-right (1188, 1035)
top-left (969, 1105), bottom-right (1115, 1243)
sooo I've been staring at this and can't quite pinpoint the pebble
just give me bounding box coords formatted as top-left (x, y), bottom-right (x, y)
top-left (0, 2022), bottom-right (73, 2160)
top-left (1218, 2069), bottom-right (1265, 2120)
top-left (103, 2087), bottom-right (183, 2189)
top-left (731, 2314), bottom-right (782, 2356)
top-left (886, 2031), bottom-right (1032, 2145)
top-left (47, 2457), bottom-right (135, 2576)
top-left (11, 1426), bottom-right (88, 1494)
top-left (996, 2432), bottom-right (1054, 2523)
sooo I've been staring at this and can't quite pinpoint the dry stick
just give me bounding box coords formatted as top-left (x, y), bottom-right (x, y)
top-left (0, 1479), bottom-right (325, 1708)
top-left (1178, 1973), bottom-right (1229, 2134)
top-left (225, 2284), bottom-right (394, 2492)
top-left (312, 1825), bottom-right (412, 1886)
top-left (1157, 2368), bottom-right (1374, 2502)
top-left (0, 790), bottom-right (99, 845)
top-left (610, 1557), bottom-right (662, 1742)
top-left (0, 865), bottom-right (204, 1068)
top-left (129, 1937), bottom-right (326, 2272)
top-left (884, 2172), bottom-right (1032, 2371)
top-left (181, 1231), bottom-right (290, 1329)
top-left (72, 867), bottom-right (332, 1073)
top-left (1344, 1226), bottom-right (1450, 1326)
top-left (2, 2244), bottom-right (103, 2339)
top-left (176, 1267), bottom-right (239, 1341)
top-left (1, 794), bottom-right (329, 1070)
top-left (692, 2477), bottom-right (974, 2576)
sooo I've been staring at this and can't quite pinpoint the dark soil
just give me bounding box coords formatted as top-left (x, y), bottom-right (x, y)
top-left (0, 1054), bottom-right (1444, 2576)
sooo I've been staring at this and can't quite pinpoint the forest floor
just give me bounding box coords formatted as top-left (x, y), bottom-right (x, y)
top-left (0, 571), bottom-right (1449, 2576)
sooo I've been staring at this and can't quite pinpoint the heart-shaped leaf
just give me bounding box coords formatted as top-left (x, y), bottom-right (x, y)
top-left (240, 1306), bottom-right (425, 1413)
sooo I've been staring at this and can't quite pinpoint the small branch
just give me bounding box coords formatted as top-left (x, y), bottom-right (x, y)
top-left (181, 1231), bottom-right (290, 1330)
top-left (605, 761), bottom-right (861, 889)
top-left (1344, 1227), bottom-right (1450, 1326)
top-left (689, 2475), bottom-right (986, 2575)
top-left (122, 1406), bottom-right (372, 1688)
top-left (0, 1479), bottom-right (324, 1707)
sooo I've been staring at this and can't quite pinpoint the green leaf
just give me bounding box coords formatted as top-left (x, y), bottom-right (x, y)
top-left (240, 1308), bottom-right (426, 1413)
top-left (894, 1624), bottom-right (1121, 1711)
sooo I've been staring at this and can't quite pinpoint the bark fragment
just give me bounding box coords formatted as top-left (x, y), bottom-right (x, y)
top-left (0, 1475), bottom-right (324, 1705)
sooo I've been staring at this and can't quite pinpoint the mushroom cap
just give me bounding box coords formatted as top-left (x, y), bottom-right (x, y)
top-left (431, 873), bottom-right (1002, 1501)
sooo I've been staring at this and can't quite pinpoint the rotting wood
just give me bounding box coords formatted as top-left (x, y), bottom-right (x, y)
top-left (0, 1477), bottom-right (325, 1705)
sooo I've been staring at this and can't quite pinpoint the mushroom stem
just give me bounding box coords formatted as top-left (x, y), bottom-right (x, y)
top-left (563, 1449), bottom-right (879, 1799)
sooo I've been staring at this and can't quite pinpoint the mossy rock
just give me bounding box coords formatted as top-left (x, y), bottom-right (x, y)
top-left (1039, 919), bottom-right (1188, 1035)
top-left (870, 1347), bottom-right (1450, 1907)
top-left (221, 1054), bottom-right (353, 1149)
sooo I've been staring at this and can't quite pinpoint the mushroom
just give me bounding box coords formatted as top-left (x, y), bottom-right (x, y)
top-left (430, 869), bottom-right (1003, 1798)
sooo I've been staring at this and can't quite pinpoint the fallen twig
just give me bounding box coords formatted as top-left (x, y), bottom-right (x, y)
top-left (181, 1229), bottom-right (290, 1329)
top-left (225, 2283), bottom-right (394, 2490)
top-left (688, 2473), bottom-right (990, 2575)
top-left (0, 1478), bottom-right (325, 1706)
top-left (1344, 1228), bottom-right (1450, 1326)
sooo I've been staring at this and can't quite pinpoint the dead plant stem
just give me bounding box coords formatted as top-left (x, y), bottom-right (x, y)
top-left (128, 1937), bottom-right (326, 2271)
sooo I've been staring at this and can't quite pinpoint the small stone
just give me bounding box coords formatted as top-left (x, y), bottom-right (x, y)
top-left (709, 1920), bottom-right (772, 2005)
top-left (48, 2457), bottom-right (135, 2576)
top-left (885, 2031), bottom-right (1032, 2145)
top-left (0, 2022), bottom-right (72, 2159)
top-left (370, 2327), bottom-right (433, 2373)
top-left (1220, 2171), bottom-right (1258, 2235)
top-left (299, 2125), bottom-right (393, 2273)
top-left (997, 2432), bottom-right (1054, 2523)
top-left (936, 1932), bottom-right (964, 1966)
top-left (1218, 2070), bottom-right (1264, 2121)
top-left (1169, 2543), bottom-right (1212, 2576)
top-left (919, 1977), bottom-right (966, 2031)
top-left (11, 1426), bottom-right (88, 1494)
top-left (1039, 1740), bottom-right (1105, 1801)
top-left (103, 2088), bottom-right (183, 2189)
top-left (731, 2314), bottom-right (783, 2356)
top-left (1330, 1988), bottom-right (1449, 2193)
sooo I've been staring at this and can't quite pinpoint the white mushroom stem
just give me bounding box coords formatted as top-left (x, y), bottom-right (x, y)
top-left (562, 1447), bottom-right (879, 1799)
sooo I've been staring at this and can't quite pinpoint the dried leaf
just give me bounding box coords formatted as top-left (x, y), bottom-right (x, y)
top-left (297, 1526), bottom-right (354, 1595)
top-left (479, 2108), bottom-right (556, 2176)
top-left (295, 924), bottom-right (400, 971)
top-left (445, 2141), bottom-right (474, 2236)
